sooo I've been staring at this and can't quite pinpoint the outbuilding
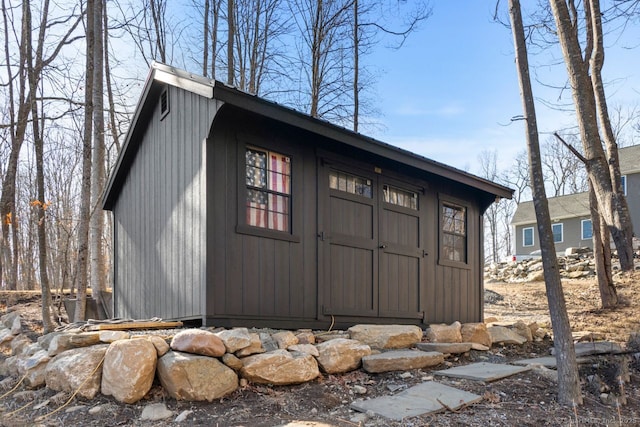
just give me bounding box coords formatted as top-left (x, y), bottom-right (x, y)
top-left (103, 62), bottom-right (513, 329)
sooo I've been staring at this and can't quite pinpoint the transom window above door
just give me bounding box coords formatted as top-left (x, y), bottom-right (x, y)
top-left (383, 185), bottom-right (418, 210)
top-left (329, 170), bottom-right (372, 198)
top-left (245, 147), bottom-right (291, 232)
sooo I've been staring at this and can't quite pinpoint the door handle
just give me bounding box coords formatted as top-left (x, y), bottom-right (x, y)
top-left (379, 244), bottom-right (387, 249)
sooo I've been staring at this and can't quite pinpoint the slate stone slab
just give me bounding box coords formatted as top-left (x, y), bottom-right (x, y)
top-left (350, 381), bottom-right (481, 421)
top-left (512, 356), bottom-right (589, 368)
top-left (415, 342), bottom-right (472, 354)
top-left (550, 341), bottom-right (623, 357)
top-left (434, 362), bottom-right (530, 382)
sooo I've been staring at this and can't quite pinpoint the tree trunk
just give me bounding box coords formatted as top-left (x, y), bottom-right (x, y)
top-left (589, 183), bottom-right (617, 307)
top-left (227, 0), bottom-right (234, 85)
top-left (90, 0), bottom-right (106, 308)
top-left (353, 0), bottom-right (359, 132)
top-left (509, 0), bottom-right (582, 406)
top-left (549, 0), bottom-right (634, 271)
top-left (76, 0), bottom-right (95, 322)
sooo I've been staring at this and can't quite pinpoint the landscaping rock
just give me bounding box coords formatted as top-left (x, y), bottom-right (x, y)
top-left (295, 330), bottom-right (316, 345)
top-left (140, 403), bottom-right (173, 421)
top-left (47, 332), bottom-right (101, 356)
top-left (347, 324), bottom-right (422, 349)
top-left (157, 351), bottom-right (238, 401)
top-left (0, 328), bottom-right (15, 347)
top-left (235, 333), bottom-right (265, 357)
top-left (415, 342), bottom-right (472, 354)
top-left (17, 349), bottom-right (51, 388)
top-left (1, 355), bottom-right (18, 377)
top-left (37, 332), bottom-right (61, 351)
top-left (170, 329), bottom-right (225, 357)
top-left (240, 349), bottom-right (319, 385)
top-left (99, 331), bottom-right (130, 343)
top-left (45, 344), bottom-right (109, 399)
top-left (147, 336), bottom-right (170, 357)
top-left (362, 350), bottom-right (444, 373)
top-left (513, 321), bottom-right (533, 342)
top-left (488, 326), bottom-right (527, 345)
top-left (425, 322), bottom-right (462, 343)
top-left (272, 331), bottom-right (299, 349)
top-left (259, 332), bottom-right (279, 352)
top-left (11, 334), bottom-right (32, 356)
top-left (461, 323), bottom-right (492, 347)
top-left (222, 353), bottom-right (244, 371)
top-left (215, 328), bottom-right (252, 353)
top-left (101, 339), bottom-right (157, 403)
top-left (289, 344), bottom-right (319, 357)
top-left (315, 338), bottom-right (371, 374)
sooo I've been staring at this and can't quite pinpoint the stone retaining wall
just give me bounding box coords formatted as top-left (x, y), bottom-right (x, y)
top-left (0, 312), bottom-right (546, 405)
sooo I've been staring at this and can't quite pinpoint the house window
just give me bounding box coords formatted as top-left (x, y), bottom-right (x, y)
top-left (245, 148), bottom-right (291, 232)
top-left (441, 203), bottom-right (466, 263)
top-left (622, 175), bottom-right (627, 196)
top-left (582, 219), bottom-right (593, 240)
top-left (552, 223), bottom-right (563, 243)
top-left (523, 227), bottom-right (534, 247)
top-left (329, 170), bottom-right (372, 198)
top-left (383, 185), bottom-right (418, 210)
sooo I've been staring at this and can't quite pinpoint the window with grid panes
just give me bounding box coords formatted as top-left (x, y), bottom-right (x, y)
top-left (245, 148), bottom-right (291, 232)
top-left (441, 203), bottom-right (466, 262)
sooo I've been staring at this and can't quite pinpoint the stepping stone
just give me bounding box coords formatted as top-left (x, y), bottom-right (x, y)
top-left (550, 341), bottom-right (623, 357)
top-left (351, 381), bottom-right (481, 421)
top-left (362, 350), bottom-right (443, 373)
top-left (416, 342), bottom-right (472, 354)
top-left (512, 356), bottom-right (589, 368)
top-left (434, 362), bottom-right (530, 382)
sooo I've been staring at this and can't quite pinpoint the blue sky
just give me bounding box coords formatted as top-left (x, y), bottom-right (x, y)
top-left (366, 2), bottom-right (640, 174)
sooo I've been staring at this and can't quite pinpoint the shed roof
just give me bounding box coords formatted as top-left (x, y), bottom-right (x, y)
top-left (511, 192), bottom-right (590, 226)
top-left (103, 62), bottom-right (513, 210)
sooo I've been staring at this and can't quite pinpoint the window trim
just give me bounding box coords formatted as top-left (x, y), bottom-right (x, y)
top-left (522, 227), bottom-right (534, 247)
top-left (438, 197), bottom-right (470, 268)
top-left (581, 219), bottom-right (593, 240)
top-left (236, 141), bottom-right (300, 243)
top-left (552, 223), bottom-right (563, 244)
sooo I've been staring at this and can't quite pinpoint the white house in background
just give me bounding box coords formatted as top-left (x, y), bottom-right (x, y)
top-left (511, 144), bottom-right (640, 256)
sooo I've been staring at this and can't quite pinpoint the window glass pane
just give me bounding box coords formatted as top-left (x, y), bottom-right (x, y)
top-left (383, 185), bottom-right (418, 210)
top-left (523, 228), bottom-right (534, 246)
top-left (582, 220), bottom-right (592, 240)
top-left (622, 175), bottom-right (627, 195)
top-left (246, 148), bottom-right (291, 232)
top-left (441, 202), bottom-right (466, 262)
top-left (552, 223), bottom-right (563, 243)
top-left (329, 170), bottom-right (372, 198)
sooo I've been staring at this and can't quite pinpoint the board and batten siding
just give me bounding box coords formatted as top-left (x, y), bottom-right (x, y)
top-left (113, 85), bottom-right (219, 321)
top-left (206, 108), bottom-right (318, 325)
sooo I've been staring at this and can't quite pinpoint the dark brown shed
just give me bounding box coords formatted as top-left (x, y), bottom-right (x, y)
top-left (103, 62), bottom-right (513, 329)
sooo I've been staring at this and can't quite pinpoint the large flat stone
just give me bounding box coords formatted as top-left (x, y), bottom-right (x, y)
top-left (362, 350), bottom-right (443, 373)
top-left (348, 324), bottom-right (422, 349)
top-left (351, 381), bottom-right (482, 421)
top-left (512, 356), bottom-right (589, 368)
top-left (415, 342), bottom-right (472, 354)
top-left (434, 362), bottom-right (530, 382)
top-left (550, 341), bottom-right (623, 357)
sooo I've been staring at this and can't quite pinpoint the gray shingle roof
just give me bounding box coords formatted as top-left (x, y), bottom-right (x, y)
top-left (619, 144), bottom-right (640, 174)
top-left (511, 192), bottom-right (590, 225)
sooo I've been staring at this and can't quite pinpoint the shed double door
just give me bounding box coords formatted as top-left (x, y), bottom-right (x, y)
top-left (320, 162), bottom-right (425, 320)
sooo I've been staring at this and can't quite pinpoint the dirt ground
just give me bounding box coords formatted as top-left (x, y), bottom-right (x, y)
top-left (1, 273), bottom-right (640, 426)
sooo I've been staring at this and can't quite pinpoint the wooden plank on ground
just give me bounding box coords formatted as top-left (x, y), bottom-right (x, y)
top-left (86, 321), bottom-right (183, 331)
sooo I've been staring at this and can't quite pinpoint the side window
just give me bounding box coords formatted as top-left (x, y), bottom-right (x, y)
top-left (441, 202), bottom-right (466, 263)
top-left (245, 147), bottom-right (291, 232)
top-left (523, 227), bottom-right (534, 247)
top-left (581, 219), bottom-right (592, 240)
top-left (552, 223), bottom-right (563, 243)
top-left (622, 175), bottom-right (627, 196)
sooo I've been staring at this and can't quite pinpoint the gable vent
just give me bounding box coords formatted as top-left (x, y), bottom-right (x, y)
top-left (160, 88), bottom-right (169, 119)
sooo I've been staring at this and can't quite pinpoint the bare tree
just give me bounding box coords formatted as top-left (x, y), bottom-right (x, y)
top-left (478, 150), bottom-right (501, 263)
top-left (541, 134), bottom-right (587, 196)
top-left (549, 0), bottom-right (634, 271)
top-left (509, 0), bottom-right (582, 405)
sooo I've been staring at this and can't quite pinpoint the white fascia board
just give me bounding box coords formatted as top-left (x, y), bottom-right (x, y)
top-left (154, 68), bottom-right (214, 99)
